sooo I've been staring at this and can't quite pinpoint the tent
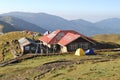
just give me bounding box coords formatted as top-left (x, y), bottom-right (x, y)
top-left (43, 31), bottom-right (51, 35)
top-left (75, 48), bottom-right (85, 56)
top-left (85, 49), bottom-right (95, 55)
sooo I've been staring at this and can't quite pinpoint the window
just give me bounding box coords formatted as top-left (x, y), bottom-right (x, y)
top-left (25, 46), bottom-right (30, 50)
top-left (75, 43), bottom-right (78, 50)
top-left (78, 43), bottom-right (89, 49)
top-left (68, 42), bottom-right (89, 51)
top-left (84, 43), bottom-right (89, 49)
top-left (31, 47), bottom-right (36, 51)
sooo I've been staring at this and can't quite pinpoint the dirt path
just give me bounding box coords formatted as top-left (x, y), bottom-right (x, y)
top-left (0, 53), bottom-right (70, 67)
top-left (32, 57), bottom-right (113, 80)
top-left (33, 60), bottom-right (74, 80)
top-left (0, 55), bottom-right (116, 80)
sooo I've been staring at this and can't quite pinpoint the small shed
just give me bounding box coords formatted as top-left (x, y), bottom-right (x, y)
top-left (18, 37), bottom-right (39, 54)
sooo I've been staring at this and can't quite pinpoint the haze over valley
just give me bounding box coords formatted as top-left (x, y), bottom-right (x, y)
top-left (0, 12), bottom-right (120, 36)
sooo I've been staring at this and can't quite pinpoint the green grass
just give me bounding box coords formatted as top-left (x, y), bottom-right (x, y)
top-left (0, 54), bottom-right (79, 79)
top-left (92, 34), bottom-right (120, 44)
top-left (0, 32), bottom-right (120, 80)
top-left (42, 58), bottom-right (120, 80)
top-left (0, 31), bottom-right (41, 62)
top-left (0, 52), bottom-right (120, 80)
top-left (0, 31), bottom-right (119, 62)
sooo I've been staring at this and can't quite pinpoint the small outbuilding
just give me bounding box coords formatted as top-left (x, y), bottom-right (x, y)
top-left (18, 37), bottom-right (39, 54)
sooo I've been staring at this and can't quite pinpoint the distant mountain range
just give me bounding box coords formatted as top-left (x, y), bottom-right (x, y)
top-left (0, 12), bottom-right (120, 35)
top-left (0, 20), bottom-right (18, 33)
top-left (0, 16), bottom-right (46, 33)
top-left (95, 18), bottom-right (120, 33)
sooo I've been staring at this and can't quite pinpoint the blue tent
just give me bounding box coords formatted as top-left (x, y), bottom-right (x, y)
top-left (85, 49), bottom-right (95, 55)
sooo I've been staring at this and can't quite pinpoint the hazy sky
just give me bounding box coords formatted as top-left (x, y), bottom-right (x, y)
top-left (0, 0), bottom-right (120, 22)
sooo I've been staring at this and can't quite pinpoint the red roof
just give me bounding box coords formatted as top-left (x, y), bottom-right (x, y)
top-left (39, 30), bottom-right (95, 46)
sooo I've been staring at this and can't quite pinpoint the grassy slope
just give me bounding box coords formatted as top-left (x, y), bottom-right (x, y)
top-left (0, 54), bottom-right (78, 79)
top-left (92, 34), bottom-right (120, 44)
top-left (0, 31), bottom-right (40, 62)
top-left (43, 59), bottom-right (120, 80)
top-left (0, 32), bottom-right (120, 80)
top-left (0, 32), bottom-right (119, 62)
top-left (0, 53), bottom-right (120, 80)
top-left (0, 31), bottom-right (33, 42)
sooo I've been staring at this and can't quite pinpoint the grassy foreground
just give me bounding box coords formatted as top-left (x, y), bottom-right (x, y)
top-left (0, 32), bottom-right (120, 80)
top-left (43, 60), bottom-right (120, 80)
top-left (0, 52), bottom-right (120, 80)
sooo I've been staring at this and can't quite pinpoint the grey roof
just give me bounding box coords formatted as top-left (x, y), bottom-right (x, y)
top-left (18, 37), bottom-right (36, 46)
top-left (0, 32), bottom-right (3, 34)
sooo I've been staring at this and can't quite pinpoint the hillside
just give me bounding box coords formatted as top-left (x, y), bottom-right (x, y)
top-left (1, 12), bottom-right (120, 36)
top-left (95, 18), bottom-right (120, 34)
top-left (0, 16), bottom-right (46, 33)
top-left (1, 53), bottom-right (120, 80)
top-left (0, 31), bottom-right (119, 62)
top-left (0, 31), bottom-right (35, 43)
top-left (70, 19), bottom-right (105, 35)
top-left (92, 34), bottom-right (120, 44)
top-left (0, 31), bottom-right (41, 62)
top-left (0, 21), bottom-right (17, 33)
top-left (0, 12), bottom-right (104, 36)
top-left (0, 32), bottom-right (120, 80)
top-left (2, 12), bottom-right (75, 30)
